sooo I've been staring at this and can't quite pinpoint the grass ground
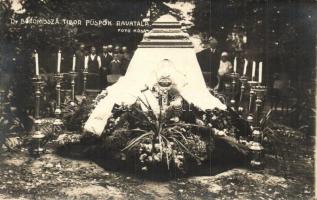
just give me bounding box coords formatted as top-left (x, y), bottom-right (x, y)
top-left (0, 118), bottom-right (314, 200)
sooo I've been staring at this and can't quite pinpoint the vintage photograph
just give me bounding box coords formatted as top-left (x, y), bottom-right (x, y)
top-left (0, 0), bottom-right (316, 199)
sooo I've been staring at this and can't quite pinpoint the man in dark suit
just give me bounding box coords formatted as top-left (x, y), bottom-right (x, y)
top-left (114, 45), bottom-right (123, 61)
top-left (121, 46), bottom-right (131, 75)
top-left (107, 53), bottom-right (122, 85)
top-left (107, 45), bottom-right (113, 57)
top-left (75, 43), bottom-right (86, 94)
top-left (84, 46), bottom-right (101, 89)
top-left (99, 45), bottom-right (113, 89)
top-left (76, 43), bottom-right (86, 72)
top-left (196, 37), bottom-right (221, 88)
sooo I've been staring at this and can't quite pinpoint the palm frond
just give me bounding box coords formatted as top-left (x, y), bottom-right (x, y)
top-left (141, 92), bottom-right (155, 115)
top-left (259, 109), bottom-right (272, 130)
top-left (135, 96), bottom-right (151, 111)
top-left (121, 131), bottom-right (154, 152)
top-left (133, 94), bottom-right (157, 121)
top-left (170, 128), bottom-right (187, 141)
top-left (158, 134), bottom-right (164, 156)
top-left (159, 134), bottom-right (171, 170)
top-left (129, 129), bottom-right (148, 133)
top-left (160, 134), bottom-right (170, 147)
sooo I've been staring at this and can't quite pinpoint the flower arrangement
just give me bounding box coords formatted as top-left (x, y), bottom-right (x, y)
top-left (60, 85), bottom-right (252, 174)
top-left (99, 91), bottom-right (249, 174)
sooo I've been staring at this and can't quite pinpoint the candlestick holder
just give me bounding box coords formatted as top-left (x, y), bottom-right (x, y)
top-left (248, 84), bottom-right (266, 169)
top-left (238, 76), bottom-right (248, 112)
top-left (247, 81), bottom-right (259, 126)
top-left (69, 71), bottom-right (78, 105)
top-left (249, 129), bottom-right (264, 168)
top-left (82, 69), bottom-right (88, 96)
top-left (252, 85), bottom-right (267, 127)
top-left (228, 72), bottom-right (240, 109)
top-left (31, 76), bottom-right (45, 155)
top-left (53, 73), bottom-right (64, 134)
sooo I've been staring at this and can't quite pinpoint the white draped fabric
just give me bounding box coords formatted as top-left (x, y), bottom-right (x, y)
top-left (84, 48), bottom-right (226, 135)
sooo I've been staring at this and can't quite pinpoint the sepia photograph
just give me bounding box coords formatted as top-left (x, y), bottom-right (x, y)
top-left (0, 0), bottom-right (316, 199)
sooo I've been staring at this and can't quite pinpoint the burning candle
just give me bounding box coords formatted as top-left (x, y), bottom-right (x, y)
top-left (259, 61), bottom-right (263, 83)
top-left (252, 61), bottom-right (256, 81)
top-left (57, 50), bottom-right (61, 73)
top-left (72, 54), bottom-right (76, 72)
top-left (243, 59), bottom-right (248, 76)
top-left (84, 56), bottom-right (88, 69)
top-left (233, 57), bottom-right (237, 73)
top-left (243, 35), bottom-right (247, 44)
top-left (34, 50), bottom-right (39, 76)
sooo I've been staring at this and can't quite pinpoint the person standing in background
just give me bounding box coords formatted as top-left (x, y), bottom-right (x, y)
top-left (75, 43), bottom-right (87, 94)
top-left (117, 45), bottom-right (124, 62)
top-left (121, 46), bottom-right (131, 75)
top-left (107, 45), bottom-right (113, 57)
top-left (107, 53), bottom-right (122, 85)
top-left (114, 45), bottom-right (123, 61)
top-left (84, 46), bottom-right (101, 89)
top-left (215, 52), bottom-right (233, 91)
top-left (196, 36), bottom-right (221, 88)
top-left (99, 45), bottom-right (113, 89)
top-left (75, 43), bottom-right (86, 71)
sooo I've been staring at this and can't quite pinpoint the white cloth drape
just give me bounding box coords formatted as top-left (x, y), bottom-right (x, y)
top-left (84, 48), bottom-right (226, 135)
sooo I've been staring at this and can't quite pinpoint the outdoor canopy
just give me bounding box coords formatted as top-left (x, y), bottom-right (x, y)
top-left (84, 14), bottom-right (226, 135)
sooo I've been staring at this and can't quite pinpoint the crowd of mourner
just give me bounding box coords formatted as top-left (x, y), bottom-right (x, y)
top-left (74, 37), bottom-right (236, 94)
top-left (74, 44), bottom-right (132, 93)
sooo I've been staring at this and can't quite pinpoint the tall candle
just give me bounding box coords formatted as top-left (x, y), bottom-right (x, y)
top-left (252, 61), bottom-right (256, 81)
top-left (84, 56), bottom-right (88, 69)
top-left (259, 61), bottom-right (263, 83)
top-left (233, 57), bottom-right (237, 73)
top-left (57, 50), bottom-right (61, 73)
top-left (243, 59), bottom-right (248, 76)
top-left (34, 50), bottom-right (39, 76)
top-left (72, 54), bottom-right (76, 72)
top-left (243, 35), bottom-right (247, 44)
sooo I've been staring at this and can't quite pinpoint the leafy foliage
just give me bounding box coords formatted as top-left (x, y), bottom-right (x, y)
top-left (0, 90), bottom-right (26, 151)
top-left (192, 0), bottom-right (316, 88)
top-left (62, 97), bottom-right (95, 131)
top-left (287, 89), bottom-right (315, 136)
